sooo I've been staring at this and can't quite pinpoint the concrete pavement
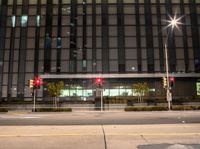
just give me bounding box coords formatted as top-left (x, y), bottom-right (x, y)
top-left (0, 124), bottom-right (200, 149)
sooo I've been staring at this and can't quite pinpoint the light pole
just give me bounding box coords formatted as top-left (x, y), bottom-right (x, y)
top-left (164, 14), bottom-right (183, 110)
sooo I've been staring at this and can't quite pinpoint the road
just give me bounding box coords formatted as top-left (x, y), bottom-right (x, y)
top-left (0, 111), bottom-right (200, 125)
top-left (0, 111), bottom-right (200, 149)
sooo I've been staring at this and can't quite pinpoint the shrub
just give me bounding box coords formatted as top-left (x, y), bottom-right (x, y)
top-left (171, 105), bottom-right (200, 111)
top-left (0, 108), bottom-right (8, 112)
top-left (124, 106), bottom-right (168, 111)
top-left (34, 107), bottom-right (72, 112)
top-left (125, 105), bottom-right (200, 111)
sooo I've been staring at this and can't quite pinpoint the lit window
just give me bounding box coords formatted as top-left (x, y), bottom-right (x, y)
top-left (61, 90), bottom-right (69, 97)
top-left (82, 60), bottom-right (87, 68)
top-left (109, 89), bottom-right (119, 96)
top-left (83, 89), bottom-right (93, 97)
top-left (11, 16), bottom-right (16, 27)
top-left (57, 37), bottom-right (62, 48)
top-left (21, 15), bottom-right (28, 27)
top-left (36, 15), bottom-right (40, 27)
top-left (45, 35), bottom-right (51, 48)
top-left (103, 89), bottom-right (109, 96)
top-left (77, 90), bottom-right (83, 96)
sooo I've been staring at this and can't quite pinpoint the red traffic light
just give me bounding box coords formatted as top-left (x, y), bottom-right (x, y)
top-left (95, 78), bottom-right (103, 85)
top-left (169, 77), bottom-right (175, 88)
top-left (34, 77), bottom-right (42, 88)
top-left (169, 77), bottom-right (175, 82)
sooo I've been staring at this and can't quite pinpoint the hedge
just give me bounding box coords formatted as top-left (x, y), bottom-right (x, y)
top-left (34, 107), bottom-right (72, 112)
top-left (0, 108), bottom-right (8, 112)
top-left (125, 105), bottom-right (200, 111)
top-left (125, 106), bottom-right (168, 111)
top-left (171, 105), bottom-right (200, 111)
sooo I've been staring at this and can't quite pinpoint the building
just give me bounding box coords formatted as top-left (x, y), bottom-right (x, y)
top-left (0, 0), bottom-right (200, 101)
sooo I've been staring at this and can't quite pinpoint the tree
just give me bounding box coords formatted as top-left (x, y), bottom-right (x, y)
top-left (133, 82), bottom-right (149, 103)
top-left (47, 81), bottom-right (64, 108)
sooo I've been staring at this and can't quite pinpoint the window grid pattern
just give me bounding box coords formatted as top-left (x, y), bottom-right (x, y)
top-left (1, 0), bottom-right (200, 98)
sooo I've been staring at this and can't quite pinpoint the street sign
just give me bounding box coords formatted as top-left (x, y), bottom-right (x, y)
top-left (167, 90), bottom-right (172, 102)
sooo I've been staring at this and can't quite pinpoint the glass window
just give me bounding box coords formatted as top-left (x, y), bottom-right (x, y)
top-left (41, 0), bottom-right (47, 4)
top-left (110, 89), bottom-right (119, 96)
top-left (124, 16), bottom-right (136, 25)
top-left (110, 49), bottom-right (118, 59)
top-left (26, 50), bottom-right (34, 60)
top-left (126, 89), bottom-right (133, 96)
top-left (8, 0), bottom-right (13, 5)
top-left (154, 60), bottom-right (160, 72)
top-left (21, 15), bottom-right (28, 27)
top-left (17, 0), bottom-right (22, 5)
top-left (125, 37), bottom-right (137, 48)
top-left (57, 37), bottom-right (62, 48)
top-left (176, 60), bottom-right (185, 72)
top-left (70, 89), bottom-right (77, 96)
top-left (103, 89), bottom-right (109, 96)
top-left (125, 26), bottom-right (136, 36)
top-left (61, 89), bottom-right (69, 97)
top-left (109, 37), bottom-right (117, 48)
top-left (3, 62), bottom-right (9, 73)
top-left (124, 5), bottom-right (135, 14)
top-left (109, 15), bottom-right (117, 25)
top-left (83, 89), bottom-right (93, 97)
top-left (77, 89), bottom-right (83, 96)
top-left (61, 61), bottom-right (69, 72)
top-left (126, 60), bottom-right (138, 72)
top-left (27, 27), bottom-right (36, 37)
top-left (11, 15), bottom-right (16, 27)
top-left (25, 62), bottom-right (34, 72)
top-left (108, 5), bottom-right (117, 14)
top-left (36, 15), bottom-right (40, 27)
top-left (110, 60), bottom-right (118, 72)
top-left (126, 49), bottom-right (137, 59)
top-left (29, 7), bottom-right (37, 15)
top-left (119, 88), bottom-right (127, 96)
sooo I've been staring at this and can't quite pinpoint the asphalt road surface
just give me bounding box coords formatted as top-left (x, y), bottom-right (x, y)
top-left (0, 111), bottom-right (200, 125)
top-left (0, 111), bottom-right (200, 149)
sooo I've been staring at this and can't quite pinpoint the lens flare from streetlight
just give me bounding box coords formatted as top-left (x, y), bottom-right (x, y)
top-left (163, 14), bottom-right (183, 33)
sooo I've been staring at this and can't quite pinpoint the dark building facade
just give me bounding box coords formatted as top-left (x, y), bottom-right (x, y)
top-left (0, 0), bottom-right (200, 100)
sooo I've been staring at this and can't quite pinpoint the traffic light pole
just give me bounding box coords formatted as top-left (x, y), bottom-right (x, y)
top-left (33, 88), bottom-right (36, 112)
top-left (101, 90), bottom-right (103, 112)
top-left (165, 44), bottom-right (172, 110)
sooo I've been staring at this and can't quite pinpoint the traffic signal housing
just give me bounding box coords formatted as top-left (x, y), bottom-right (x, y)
top-left (162, 77), bottom-right (167, 88)
top-left (28, 79), bottom-right (34, 88)
top-left (34, 77), bottom-right (42, 89)
top-left (169, 77), bottom-right (175, 88)
top-left (95, 78), bottom-right (103, 87)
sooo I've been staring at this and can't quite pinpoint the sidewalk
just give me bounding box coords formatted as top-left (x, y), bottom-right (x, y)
top-left (0, 124), bottom-right (200, 149)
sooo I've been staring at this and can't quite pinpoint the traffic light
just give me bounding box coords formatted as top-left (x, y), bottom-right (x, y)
top-left (169, 77), bottom-right (175, 88)
top-left (34, 77), bottom-right (42, 89)
top-left (162, 77), bottom-right (167, 88)
top-left (95, 78), bottom-right (103, 86)
top-left (28, 79), bottom-right (34, 88)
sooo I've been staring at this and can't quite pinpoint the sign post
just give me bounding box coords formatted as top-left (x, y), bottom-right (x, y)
top-left (167, 89), bottom-right (172, 110)
top-left (33, 89), bottom-right (36, 112)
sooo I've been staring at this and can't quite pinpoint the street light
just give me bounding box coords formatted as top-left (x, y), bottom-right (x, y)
top-left (163, 14), bottom-right (183, 110)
